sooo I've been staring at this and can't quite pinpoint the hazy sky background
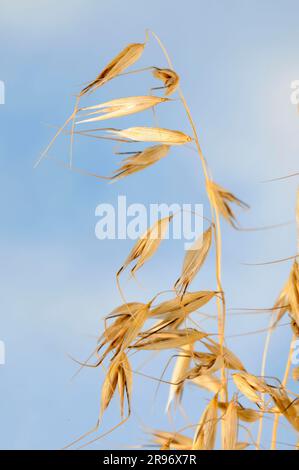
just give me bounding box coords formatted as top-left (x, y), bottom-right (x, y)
top-left (0, 0), bottom-right (299, 449)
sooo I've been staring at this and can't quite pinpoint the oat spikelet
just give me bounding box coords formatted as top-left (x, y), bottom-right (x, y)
top-left (101, 353), bottom-right (132, 417)
top-left (218, 402), bottom-right (260, 423)
top-left (117, 353), bottom-right (132, 418)
top-left (207, 181), bottom-right (248, 227)
top-left (152, 68), bottom-right (180, 96)
top-left (108, 127), bottom-right (192, 145)
top-left (80, 43), bottom-right (145, 96)
top-left (272, 190), bottom-right (299, 329)
top-left (77, 96), bottom-right (169, 123)
top-left (166, 345), bottom-right (192, 411)
top-left (183, 355), bottom-right (224, 380)
top-left (288, 261), bottom-right (299, 326)
top-left (293, 366), bottom-right (299, 381)
top-left (269, 386), bottom-right (299, 431)
top-left (192, 394), bottom-right (218, 450)
top-left (192, 374), bottom-right (222, 394)
top-left (222, 399), bottom-right (238, 450)
top-left (152, 431), bottom-right (192, 450)
top-left (232, 372), bottom-right (269, 404)
top-left (202, 341), bottom-right (246, 371)
top-left (120, 303), bottom-right (150, 351)
top-left (97, 302), bottom-right (147, 364)
top-left (118, 215), bottom-right (173, 275)
top-left (274, 260), bottom-right (299, 328)
top-left (150, 291), bottom-right (217, 318)
top-left (175, 227), bottom-right (212, 296)
top-left (131, 328), bottom-right (207, 350)
top-left (112, 145), bottom-right (170, 181)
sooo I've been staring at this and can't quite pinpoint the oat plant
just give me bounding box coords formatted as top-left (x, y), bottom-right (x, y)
top-left (38, 31), bottom-right (299, 450)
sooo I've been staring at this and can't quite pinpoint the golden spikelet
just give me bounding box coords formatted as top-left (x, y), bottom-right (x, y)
top-left (166, 345), bottom-right (192, 411)
top-left (80, 43), bottom-right (145, 96)
top-left (117, 353), bottom-right (133, 418)
top-left (152, 68), bottom-right (180, 96)
top-left (207, 181), bottom-right (248, 227)
top-left (118, 215), bottom-right (173, 275)
top-left (232, 372), bottom-right (269, 404)
top-left (287, 260), bottom-right (299, 326)
top-left (77, 96), bottom-right (169, 123)
top-left (120, 303), bottom-right (150, 351)
top-left (269, 386), bottom-right (299, 431)
top-left (201, 341), bottom-right (246, 371)
top-left (175, 227), bottom-right (212, 296)
top-left (152, 431), bottom-right (192, 450)
top-left (183, 355), bottom-right (224, 380)
top-left (192, 374), bottom-right (222, 394)
top-left (108, 126), bottom-right (192, 145)
top-left (101, 353), bottom-right (132, 417)
top-left (150, 290), bottom-right (217, 318)
top-left (274, 260), bottom-right (299, 328)
top-left (131, 328), bottom-right (207, 350)
top-left (222, 399), bottom-right (238, 450)
top-left (112, 145), bottom-right (170, 181)
top-left (192, 394), bottom-right (218, 450)
top-left (97, 302), bottom-right (148, 364)
top-left (151, 300), bottom-right (216, 333)
top-left (97, 312), bottom-right (132, 365)
top-left (218, 402), bottom-right (260, 423)
top-left (293, 366), bottom-right (299, 381)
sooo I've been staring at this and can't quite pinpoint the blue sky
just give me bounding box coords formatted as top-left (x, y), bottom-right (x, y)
top-left (0, 0), bottom-right (299, 449)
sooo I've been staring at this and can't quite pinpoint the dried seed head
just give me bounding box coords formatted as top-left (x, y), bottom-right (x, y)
top-left (222, 399), bottom-right (238, 450)
top-left (175, 227), bottom-right (212, 296)
top-left (112, 145), bottom-right (170, 181)
top-left (118, 215), bottom-right (173, 275)
top-left (107, 302), bottom-right (146, 320)
top-left (293, 366), bottom-right (299, 381)
top-left (97, 302), bottom-right (149, 364)
top-left (101, 353), bottom-right (132, 417)
top-left (269, 387), bottom-right (299, 431)
top-left (117, 353), bottom-right (132, 417)
top-left (274, 260), bottom-right (299, 328)
top-left (152, 67), bottom-right (180, 95)
top-left (232, 372), bottom-right (269, 404)
top-left (192, 394), bottom-right (218, 450)
top-left (218, 402), bottom-right (260, 423)
top-left (166, 345), bottom-right (192, 411)
top-left (184, 355), bottom-right (223, 381)
top-left (150, 290), bottom-right (217, 319)
top-left (131, 328), bottom-right (207, 350)
top-left (108, 127), bottom-right (192, 145)
top-left (120, 303), bottom-right (150, 351)
top-left (192, 374), bottom-right (222, 394)
top-left (207, 181), bottom-right (248, 227)
top-left (77, 96), bottom-right (169, 123)
top-left (202, 341), bottom-right (246, 371)
top-left (80, 43), bottom-right (145, 96)
top-left (152, 431), bottom-right (192, 450)
top-left (288, 260), bottom-right (299, 326)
